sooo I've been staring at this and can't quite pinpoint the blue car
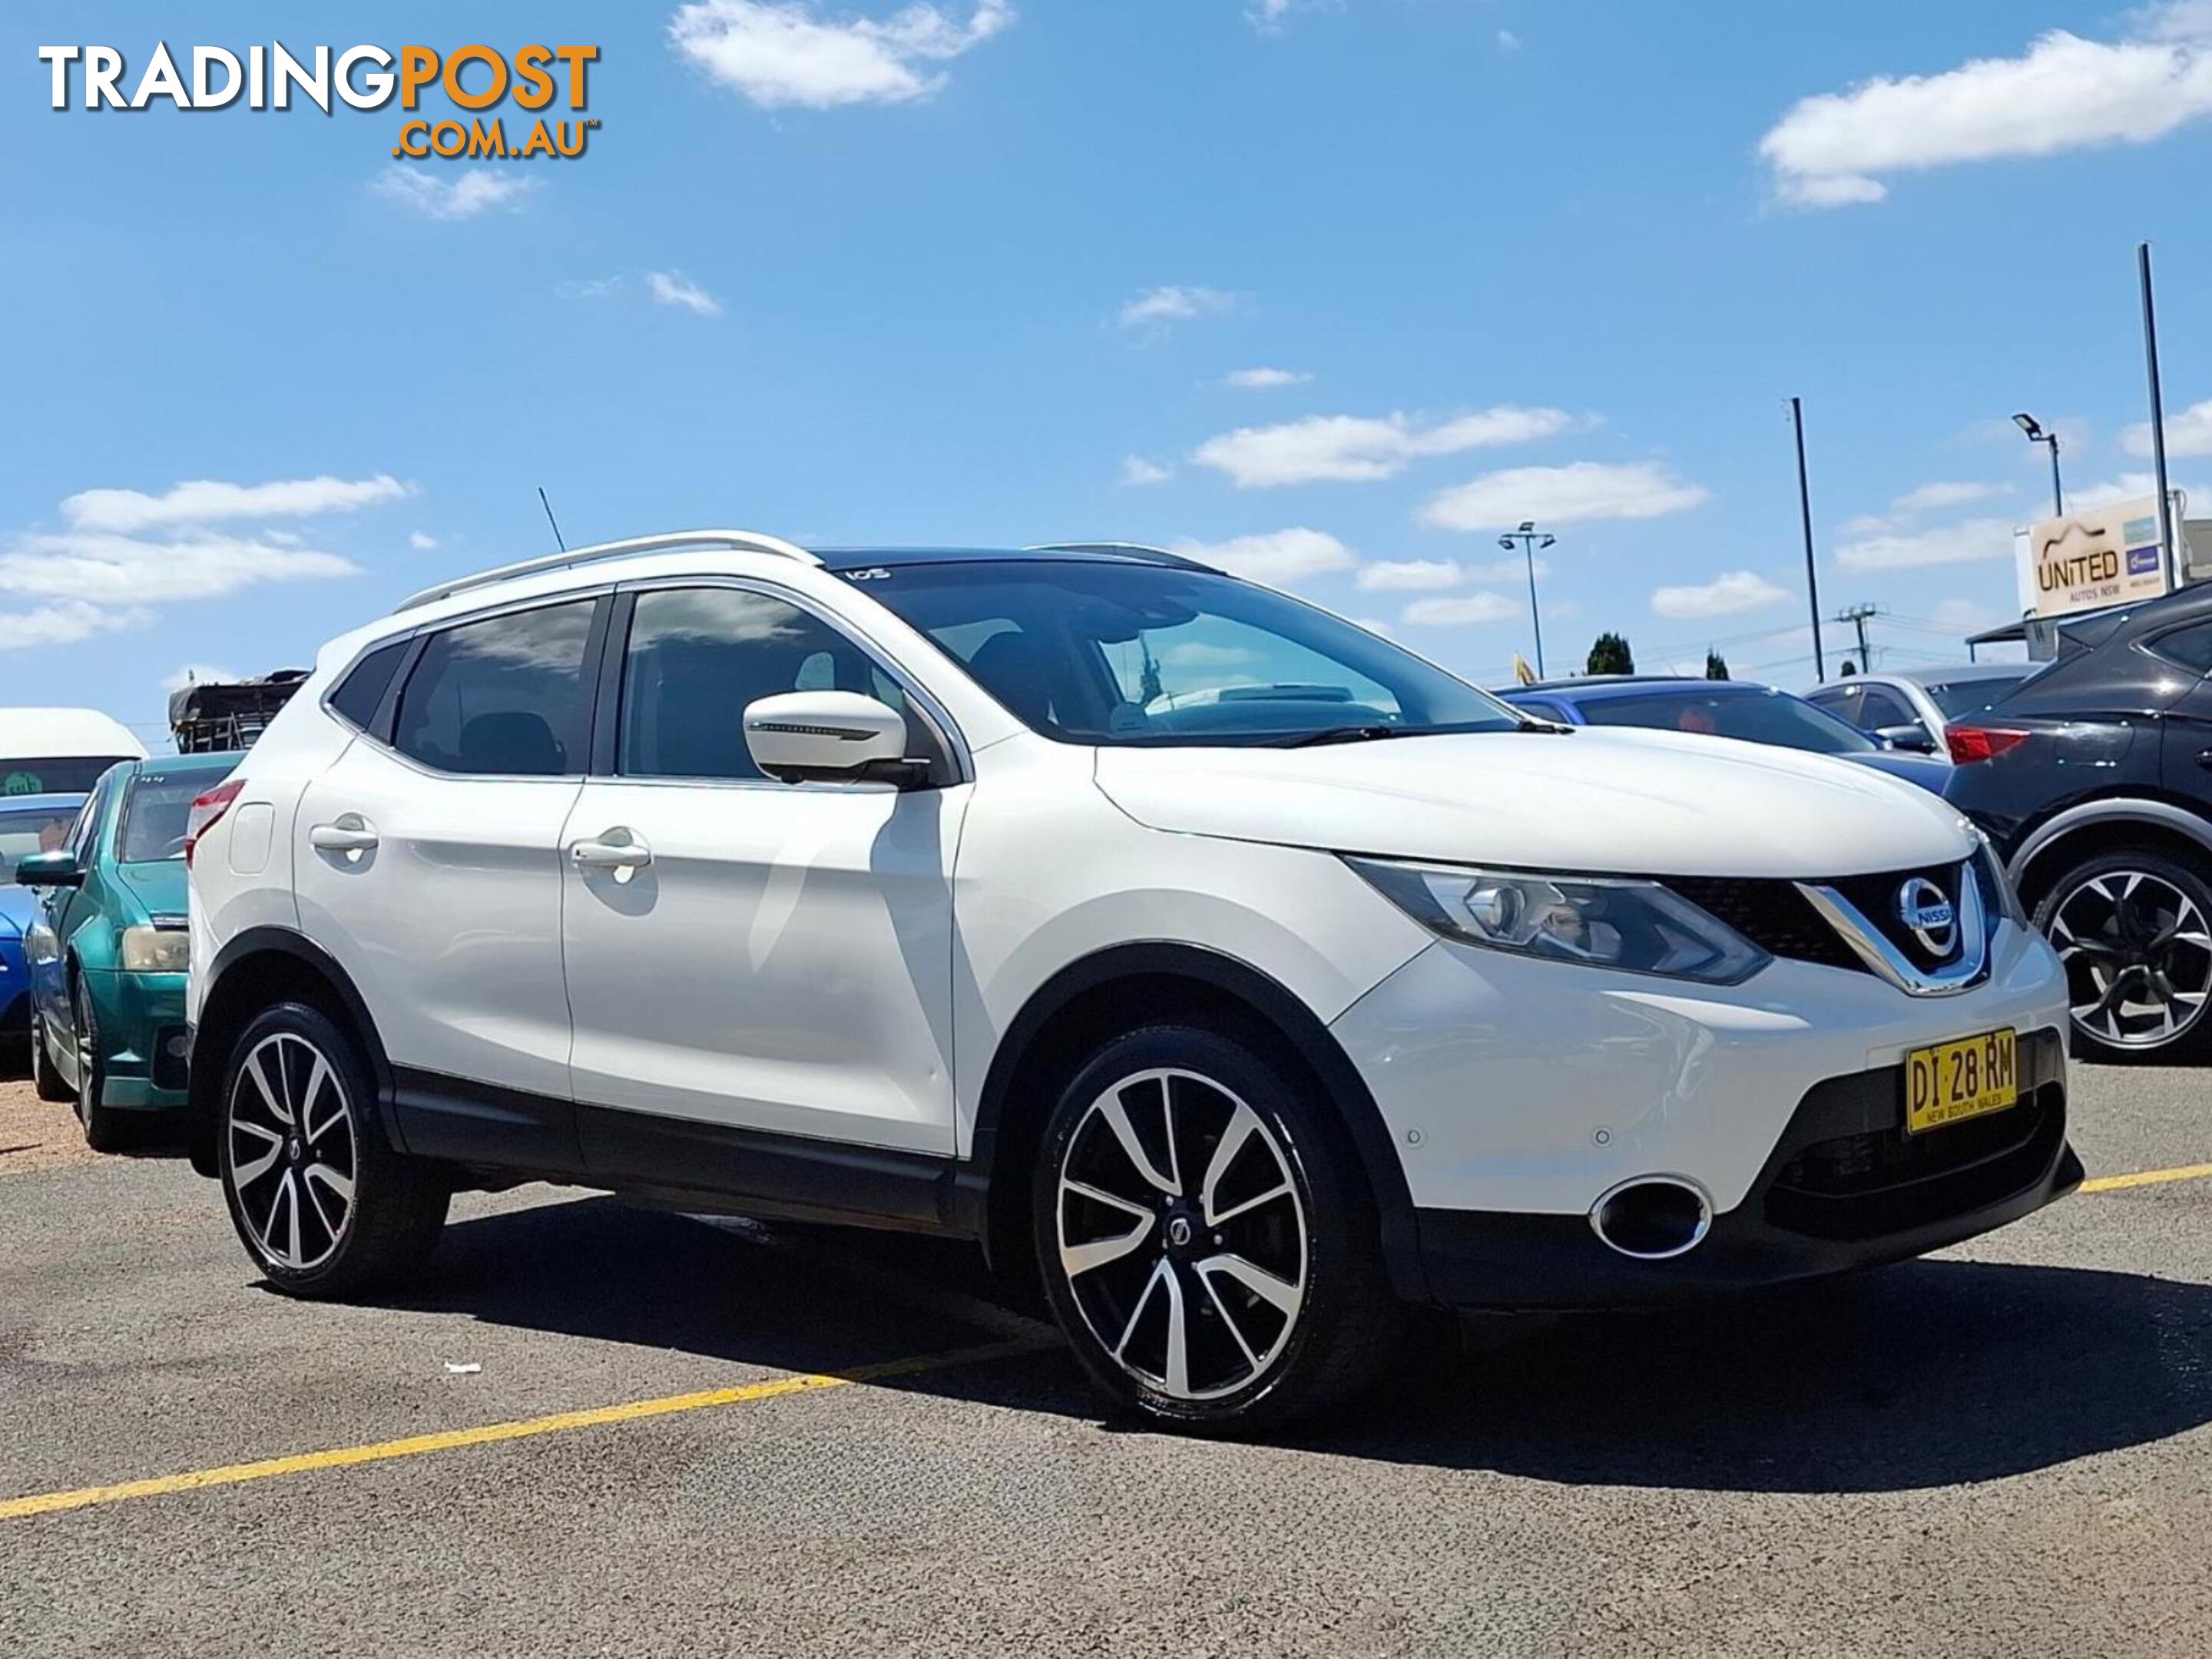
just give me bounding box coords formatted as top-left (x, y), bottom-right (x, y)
top-left (1498, 677), bottom-right (1952, 793)
top-left (0, 793), bottom-right (90, 1044)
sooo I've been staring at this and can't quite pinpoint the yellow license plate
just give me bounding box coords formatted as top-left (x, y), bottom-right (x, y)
top-left (1904, 1028), bottom-right (2019, 1134)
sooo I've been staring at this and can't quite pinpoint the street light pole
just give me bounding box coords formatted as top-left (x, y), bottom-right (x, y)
top-left (1790, 397), bottom-right (1826, 683)
top-left (1498, 522), bottom-right (1555, 678)
top-left (2013, 413), bottom-right (2064, 518)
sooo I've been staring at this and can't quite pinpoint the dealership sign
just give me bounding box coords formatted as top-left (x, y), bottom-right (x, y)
top-left (2016, 495), bottom-right (2174, 621)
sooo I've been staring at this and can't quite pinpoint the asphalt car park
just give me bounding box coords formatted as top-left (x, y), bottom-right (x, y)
top-left (1, 1065), bottom-right (2208, 1656)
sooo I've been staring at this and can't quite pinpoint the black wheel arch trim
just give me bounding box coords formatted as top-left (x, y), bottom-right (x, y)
top-left (2007, 796), bottom-right (2212, 886)
top-left (967, 940), bottom-right (1428, 1300)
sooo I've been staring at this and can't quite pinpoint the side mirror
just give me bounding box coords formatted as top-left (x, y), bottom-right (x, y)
top-left (1875, 724), bottom-right (1939, 755)
top-left (15, 849), bottom-right (82, 888)
top-left (743, 691), bottom-right (920, 785)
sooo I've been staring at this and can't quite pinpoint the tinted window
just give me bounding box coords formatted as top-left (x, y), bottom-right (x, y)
top-left (862, 560), bottom-right (1522, 746)
top-left (2149, 622), bottom-right (2212, 673)
top-left (329, 640), bottom-right (410, 733)
top-left (1856, 687), bottom-right (1919, 729)
top-left (0, 757), bottom-right (133, 794)
top-left (394, 601), bottom-right (598, 777)
top-left (0, 805), bottom-right (84, 881)
top-left (1577, 689), bottom-right (1876, 754)
top-left (1924, 672), bottom-right (2028, 717)
top-left (619, 588), bottom-right (914, 781)
top-left (118, 770), bottom-right (225, 863)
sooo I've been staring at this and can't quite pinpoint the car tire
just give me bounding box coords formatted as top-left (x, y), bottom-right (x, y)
top-left (217, 1002), bottom-right (449, 1296)
top-left (1031, 1023), bottom-right (1402, 1434)
top-left (70, 972), bottom-right (132, 1153)
top-left (31, 1015), bottom-right (73, 1103)
top-left (2033, 847), bottom-right (2212, 1064)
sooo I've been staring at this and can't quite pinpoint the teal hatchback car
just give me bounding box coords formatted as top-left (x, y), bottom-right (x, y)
top-left (17, 751), bottom-right (241, 1149)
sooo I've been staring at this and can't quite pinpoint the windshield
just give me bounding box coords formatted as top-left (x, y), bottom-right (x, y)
top-left (859, 560), bottom-right (1525, 745)
top-left (0, 756), bottom-right (131, 795)
top-left (118, 770), bottom-right (221, 863)
top-left (0, 805), bottom-right (84, 881)
top-left (1575, 687), bottom-right (1878, 754)
top-left (1924, 673), bottom-right (2029, 718)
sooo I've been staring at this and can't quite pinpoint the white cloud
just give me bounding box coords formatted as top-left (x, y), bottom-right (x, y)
top-left (164, 662), bottom-right (240, 692)
top-left (557, 276), bottom-right (623, 300)
top-left (1650, 571), bottom-right (1790, 620)
top-left (1121, 455), bottom-right (1174, 486)
top-left (1352, 617), bottom-right (1395, 637)
top-left (1223, 366), bottom-right (1310, 389)
top-left (2125, 396), bottom-right (2212, 457)
top-left (1760, 16), bottom-right (2212, 208)
top-left (61, 475), bottom-right (411, 534)
top-left (1894, 478), bottom-right (2009, 513)
top-left (1118, 285), bottom-right (1240, 333)
top-left (1401, 592), bottom-right (1519, 627)
top-left (2068, 471), bottom-right (2207, 510)
top-left (1420, 461), bottom-right (1710, 530)
top-left (1194, 407), bottom-right (1576, 488)
top-left (1247, 0), bottom-right (1335, 32)
top-left (409, 531), bottom-right (439, 550)
top-left (1356, 558), bottom-right (1465, 592)
top-left (1497, 29), bottom-right (1522, 52)
top-left (1169, 527), bottom-right (1354, 588)
top-left (1834, 515), bottom-right (2017, 572)
top-left (669, 0), bottom-right (1013, 109)
top-left (370, 167), bottom-right (538, 220)
top-left (0, 531), bottom-right (360, 604)
top-left (646, 270), bottom-right (724, 317)
top-left (0, 601), bottom-right (151, 651)
top-left (1929, 598), bottom-right (2003, 635)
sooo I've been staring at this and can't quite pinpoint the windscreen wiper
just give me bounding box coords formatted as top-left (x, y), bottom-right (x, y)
top-left (1271, 725), bottom-right (1405, 748)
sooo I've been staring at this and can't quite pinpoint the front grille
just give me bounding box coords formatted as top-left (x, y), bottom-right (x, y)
top-left (1763, 1030), bottom-right (2066, 1241)
top-left (1824, 862), bottom-right (1972, 973)
top-left (1664, 877), bottom-right (1864, 972)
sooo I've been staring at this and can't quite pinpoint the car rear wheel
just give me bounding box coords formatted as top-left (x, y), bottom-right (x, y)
top-left (31, 1014), bottom-right (73, 1103)
top-left (70, 972), bottom-right (131, 1153)
top-left (1031, 1024), bottom-right (1401, 1433)
top-left (218, 1002), bottom-right (449, 1295)
top-left (2035, 848), bottom-right (2212, 1063)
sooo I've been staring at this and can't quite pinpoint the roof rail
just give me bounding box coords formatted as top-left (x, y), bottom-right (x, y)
top-left (393, 529), bottom-right (817, 614)
top-left (1022, 541), bottom-right (1210, 568)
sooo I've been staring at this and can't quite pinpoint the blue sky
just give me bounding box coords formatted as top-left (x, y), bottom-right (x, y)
top-left (8, 2), bottom-right (2212, 743)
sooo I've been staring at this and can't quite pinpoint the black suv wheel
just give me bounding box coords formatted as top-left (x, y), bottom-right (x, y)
top-left (2035, 847), bottom-right (2212, 1062)
top-left (1031, 1023), bottom-right (1401, 1432)
top-left (217, 1002), bottom-right (450, 1294)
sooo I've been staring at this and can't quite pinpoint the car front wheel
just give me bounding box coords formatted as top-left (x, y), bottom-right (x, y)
top-left (2035, 848), bottom-right (2212, 1062)
top-left (1031, 1024), bottom-right (1400, 1433)
top-left (218, 1002), bottom-right (449, 1295)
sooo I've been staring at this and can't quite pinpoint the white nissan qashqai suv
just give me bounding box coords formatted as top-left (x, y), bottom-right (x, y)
top-left (183, 531), bottom-right (2078, 1431)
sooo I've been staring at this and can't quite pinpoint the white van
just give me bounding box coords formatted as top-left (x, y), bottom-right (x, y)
top-left (0, 708), bottom-right (147, 796)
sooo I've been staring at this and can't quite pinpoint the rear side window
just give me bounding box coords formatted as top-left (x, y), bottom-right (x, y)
top-left (327, 641), bottom-right (410, 733)
top-left (2149, 621), bottom-right (2212, 674)
top-left (393, 600), bottom-right (599, 777)
top-left (618, 587), bottom-right (916, 782)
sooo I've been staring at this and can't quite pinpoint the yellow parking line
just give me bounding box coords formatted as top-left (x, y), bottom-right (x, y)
top-left (2080, 1161), bottom-right (2212, 1195)
top-left (0, 1335), bottom-right (1051, 1524)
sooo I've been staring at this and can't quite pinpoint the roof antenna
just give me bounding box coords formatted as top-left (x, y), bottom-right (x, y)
top-left (536, 486), bottom-right (568, 551)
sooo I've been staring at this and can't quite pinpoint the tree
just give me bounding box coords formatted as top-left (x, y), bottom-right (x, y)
top-left (1704, 649), bottom-right (1729, 680)
top-left (1586, 631), bottom-right (1634, 676)
top-left (1839, 659), bottom-right (1859, 677)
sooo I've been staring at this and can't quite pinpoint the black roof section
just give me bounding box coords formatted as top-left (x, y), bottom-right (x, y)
top-left (810, 543), bottom-right (1214, 573)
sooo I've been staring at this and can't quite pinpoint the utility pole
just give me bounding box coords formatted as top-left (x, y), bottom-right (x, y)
top-left (1836, 602), bottom-right (1879, 672)
top-left (1791, 397), bottom-right (1826, 682)
top-left (2139, 243), bottom-right (2178, 587)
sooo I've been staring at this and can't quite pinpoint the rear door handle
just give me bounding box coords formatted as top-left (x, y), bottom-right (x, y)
top-left (309, 816), bottom-right (379, 855)
top-left (2196, 748), bottom-right (2212, 770)
top-left (570, 833), bottom-right (652, 871)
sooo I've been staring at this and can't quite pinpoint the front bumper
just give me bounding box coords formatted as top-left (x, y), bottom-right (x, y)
top-left (81, 968), bottom-right (191, 1111)
top-left (1413, 1031), bottom-right (2078, 1307)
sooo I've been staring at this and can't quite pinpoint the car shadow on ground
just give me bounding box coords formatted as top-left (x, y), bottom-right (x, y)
top-left (373, 1194), bottom-right (2212, 1496)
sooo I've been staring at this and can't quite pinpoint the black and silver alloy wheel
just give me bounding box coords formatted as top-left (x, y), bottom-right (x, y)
top-left (2038, 849), bottom-right (2212, 1061)
top-left (1056, 1066), bottom-right (1310, 1402)
top-left (1034, 1024), bottom-right (1400, 1432)
top-left (227, 1031), bottom-right (359, 1273)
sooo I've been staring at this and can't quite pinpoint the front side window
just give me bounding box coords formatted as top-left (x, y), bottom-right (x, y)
top-left (1576, 690), bottom-right (1876, 755)
top-left (393, 600), bottom-right (598, 777)
top-left (618, 587), bottom-right (916, 781)
top-left (859, 559), bottom-right (1521, 746)
top-left (1855, 687), bottom-right (1919, 730)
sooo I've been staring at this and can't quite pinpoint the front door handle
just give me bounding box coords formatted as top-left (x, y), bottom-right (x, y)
top-left (570, 833), bottom-right (652, 871)
top-left (2196, 748), bottom-right (2212, 770)
top-left (309, 816), bottom-right (379, 855)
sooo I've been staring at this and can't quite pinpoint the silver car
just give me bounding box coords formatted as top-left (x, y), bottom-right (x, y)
top-left (1806, 664), bottom-right (2035, 757)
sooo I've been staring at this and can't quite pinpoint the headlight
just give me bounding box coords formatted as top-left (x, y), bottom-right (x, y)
top-left (1345, 857), bottom-right (1770, 985)
top-left (120, 926), bottom-right (190, 974)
